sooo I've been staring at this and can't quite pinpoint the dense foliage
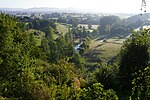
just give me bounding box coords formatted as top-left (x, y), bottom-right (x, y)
top-left (0, 12), bottom-right (150, 100)
top-left (119, 29), bottom-right (150, 99)
top-left (0, 14), bottom-right (119, 99)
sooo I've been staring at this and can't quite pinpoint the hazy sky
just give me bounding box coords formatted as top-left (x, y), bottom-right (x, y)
top-left (0, 0), bottom-right (150, 13)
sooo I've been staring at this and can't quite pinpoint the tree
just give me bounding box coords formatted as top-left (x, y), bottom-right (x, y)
top-left (130, 67), bottom-right (148, 100)
top-left (68, 18), bottom-right (79, 27)
top-left (95, 64), bottom-right (119, 90)
top-left (110, 26), bottom-right (129, 36)
top-left (119, 29), bottom-right (150, 94)
top-left (0, 14), bottom-right (40, 99)
top-left (28, 19), bottom-right (56, 37)
top-left (88, 23), bottom-right (92, 29)
top-left (99, 16), bottom-right (120, 35)
top-left (79, 37), bottom-right (91, 54)
top-left (82, 26), bottom-right (87, 38)
top-left (80, 83), bottom-right (118, 100)
top-left (65, 28), bottom-right (73, 43)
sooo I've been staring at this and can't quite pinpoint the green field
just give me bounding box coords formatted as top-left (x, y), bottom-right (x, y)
top-left (56, 23), bottom-right (69, 35)
top-left (85, 38), bottom-right (125, 62)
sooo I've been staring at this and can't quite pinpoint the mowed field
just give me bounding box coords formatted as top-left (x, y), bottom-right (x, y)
top-left (85, 38), bottom-right (125, 62)
top-left (56, 23), bottom-right (69, 35)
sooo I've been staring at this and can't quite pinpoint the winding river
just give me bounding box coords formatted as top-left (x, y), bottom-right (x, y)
top-left (74, 41), bottom-right (83, 50)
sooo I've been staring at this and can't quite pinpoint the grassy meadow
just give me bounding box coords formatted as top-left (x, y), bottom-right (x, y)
top-left (85, 37), bottom-right (125, 62)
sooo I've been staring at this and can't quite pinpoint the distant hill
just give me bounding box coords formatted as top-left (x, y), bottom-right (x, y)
top-left (122, 13), bottom-right (150, 29)
top-left (0, 8), bottom-right (25, 11)
top-left (0, 7), bottom-right (98, 13)
top-left (0, 7), bottom-right (135, 17)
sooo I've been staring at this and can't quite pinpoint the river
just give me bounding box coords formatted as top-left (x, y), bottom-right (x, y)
top-left (74, 41), bottom-right (83, 50)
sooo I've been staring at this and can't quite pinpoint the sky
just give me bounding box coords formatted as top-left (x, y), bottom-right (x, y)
top-left (0, 0), bottom-right (150, 13)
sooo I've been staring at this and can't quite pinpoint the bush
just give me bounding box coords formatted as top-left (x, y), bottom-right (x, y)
top-left (80, 83), bottom-right (118, 100)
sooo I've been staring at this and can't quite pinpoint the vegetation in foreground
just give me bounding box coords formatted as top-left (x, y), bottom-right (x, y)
top-left (0, 13), bottom-right (150, 100)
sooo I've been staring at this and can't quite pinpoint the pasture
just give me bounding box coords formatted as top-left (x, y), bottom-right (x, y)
top-left (85, 37), bottom-right (125, 62)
